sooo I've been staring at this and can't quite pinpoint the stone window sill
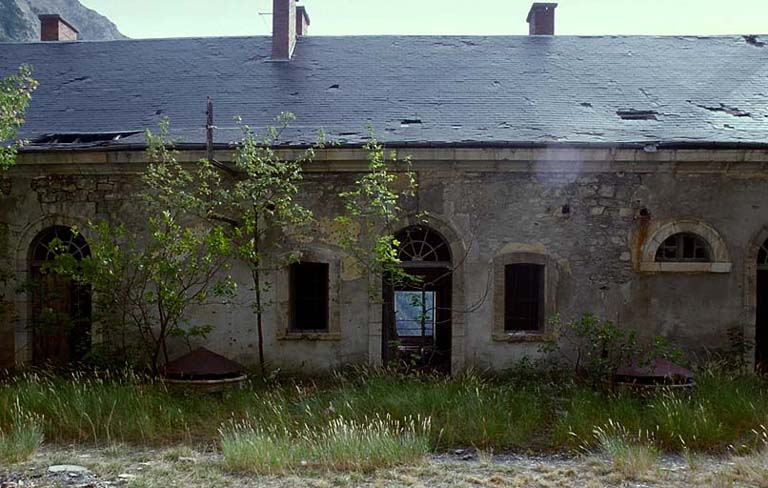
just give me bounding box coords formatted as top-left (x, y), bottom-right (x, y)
top-left (639, 262), bottom-right (732, 273)
top-left (492, 331), bottom-right (549, 343)
top-left (277, 331), bottom-right (341, 341)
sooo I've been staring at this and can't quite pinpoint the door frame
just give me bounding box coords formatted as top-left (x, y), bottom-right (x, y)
top-left (382, 265), bottom-right (453, 372)
top-left (368, 217), bottom-right (467, 374)
top-left (745, 226), bottom-right (768, 371)
top-left (26, 224), bottom-right (92, 367)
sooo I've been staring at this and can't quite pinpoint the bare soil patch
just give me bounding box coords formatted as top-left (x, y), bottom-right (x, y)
top-left (1, 445), bottom-right (762, 488)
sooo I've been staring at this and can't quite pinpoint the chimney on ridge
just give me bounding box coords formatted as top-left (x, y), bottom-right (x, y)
top-left (38, 14), bottom-right (79, 41)
top-left (526, 3), bottom-right (557, 36)
top-left (273, 0), bottom-right (309, 60)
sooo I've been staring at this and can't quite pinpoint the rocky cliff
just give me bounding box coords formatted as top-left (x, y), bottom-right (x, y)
top-left (0, 0), bottom-right (126, 42)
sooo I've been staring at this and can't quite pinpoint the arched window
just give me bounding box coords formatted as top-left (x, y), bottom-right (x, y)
top-left (655, 233), bottom-right (712, 263)
top-left (394, 225), bottom-right (451, 264)
top-left (638, 220), bottom-right (731, 273)
top-left (30, 225), bottom-right (90, 263)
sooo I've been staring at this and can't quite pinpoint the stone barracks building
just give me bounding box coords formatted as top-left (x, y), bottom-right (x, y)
top-left (1, 2), bottom-right (767, 373)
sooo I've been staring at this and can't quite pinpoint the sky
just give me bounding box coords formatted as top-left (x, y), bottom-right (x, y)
top-left (78, 0), bottom-right (768, 38)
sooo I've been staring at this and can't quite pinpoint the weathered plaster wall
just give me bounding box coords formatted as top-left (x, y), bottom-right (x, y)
top-left (2, 147), bottom-right (767, 372)
top-left (431, 169), bottom-right (767, 370)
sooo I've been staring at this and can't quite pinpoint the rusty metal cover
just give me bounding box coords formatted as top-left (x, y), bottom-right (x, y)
top-left (615, 358), bottom-right (694, 383)
top-left (164, 347), bottom-right (244, 380)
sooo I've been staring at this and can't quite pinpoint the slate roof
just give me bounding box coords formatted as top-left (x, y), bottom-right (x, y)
top-left (1, 34), bottom-right (767, 150)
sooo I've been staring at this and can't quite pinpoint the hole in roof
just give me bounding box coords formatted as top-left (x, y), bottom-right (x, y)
top-left (744, 35), bottom-right (765, 47)
top-left (326, 84), bottom-right (340, 92)
top-left (617, 110), bottom-right (658, 121)
top-left (580, 102), bottom-right (593, 108)
top-left (400, 119), bottom-right (423, 127)
top-left (33, 132), bottom-right (141, 144)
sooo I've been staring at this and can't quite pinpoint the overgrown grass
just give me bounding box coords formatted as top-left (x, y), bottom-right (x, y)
top-left (300, 371), bottom-right (544, 449)
top-left (555, 369), bottom-right (768, 452)
top-left (593, 419), bottom-right (659, 480)
top-left (220, 415), bottom-right (430, 474)
top-left (1, 366), bottom-right (767, 460)
top-left (0, 401), bottom-right (44, 464)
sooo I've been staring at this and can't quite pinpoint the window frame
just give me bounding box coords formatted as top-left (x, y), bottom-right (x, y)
top-left (654, 232), bottom-right (713, 263)
top-left (493, 251), bottom-right (558, 342)
top-left (503, 263), bottom-right (546, 332)
top-left (277, 249), bottom-right (342, 341)
top-left (289, 261), bottom-right (330, 332)
top-left (638, 220), bottom-right (731, 273)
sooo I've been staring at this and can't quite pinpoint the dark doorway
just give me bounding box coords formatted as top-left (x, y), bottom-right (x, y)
top-left (757, 238), bottom-right (768, 371)
top-left (382, 226), bottom-right (452, 373)
top-left (29, 226), bottom-right (91, 367)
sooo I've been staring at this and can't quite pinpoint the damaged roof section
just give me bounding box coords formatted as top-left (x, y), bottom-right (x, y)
top-left (690, 102), bottom-right (753, 118)
top-left (0, 35), bottom-right (767, 149)
top-left (616, 110), bottom-right (658, 121)
top-left (33, 132), bottom-right (140, 145)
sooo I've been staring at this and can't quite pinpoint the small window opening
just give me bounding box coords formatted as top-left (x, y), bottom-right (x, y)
top-left (290, 262), bottom-right (329, 331)
top-left (504, 263), bottom-right (545, 332)
top-left (655, 233), bottom-right (712, 262)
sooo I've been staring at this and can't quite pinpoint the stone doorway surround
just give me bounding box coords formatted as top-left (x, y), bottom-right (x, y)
top-left (368, 215), bottom-right (466, 374)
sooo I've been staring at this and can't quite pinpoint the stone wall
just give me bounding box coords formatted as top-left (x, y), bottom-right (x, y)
top-left (1, 147), bottom-right (767, 372)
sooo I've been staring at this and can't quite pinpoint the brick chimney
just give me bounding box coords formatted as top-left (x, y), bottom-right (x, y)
top-left (38, 14), bottom-right (79, 41)
top-left (526, 3), bottom-right (557, 36)
top-left (296, 6), bottom-right (310, 36)
top-left (272, 0), bottom-right (301, 60)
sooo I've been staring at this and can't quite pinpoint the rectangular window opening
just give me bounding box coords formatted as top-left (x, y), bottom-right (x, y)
top-left (395, 290), bottom-right (436, 338)
top-left (504, 263), bottom-right (545, 332)
top-left (290, 262), bottom-right (329, 332)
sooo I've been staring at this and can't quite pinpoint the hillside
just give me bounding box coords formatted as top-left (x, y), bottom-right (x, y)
top-left (0, 0), bottom-right (126, 42)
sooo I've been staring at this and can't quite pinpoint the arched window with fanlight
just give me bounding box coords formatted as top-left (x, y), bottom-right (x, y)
top-left (394, 225), bottom-right (451, 265)
top-left (639, 220), bottom-right (731, 273)
top-left (655, 233), bottom-right (712, 263)
top-left (28, 225), bottom-right (91, 366)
